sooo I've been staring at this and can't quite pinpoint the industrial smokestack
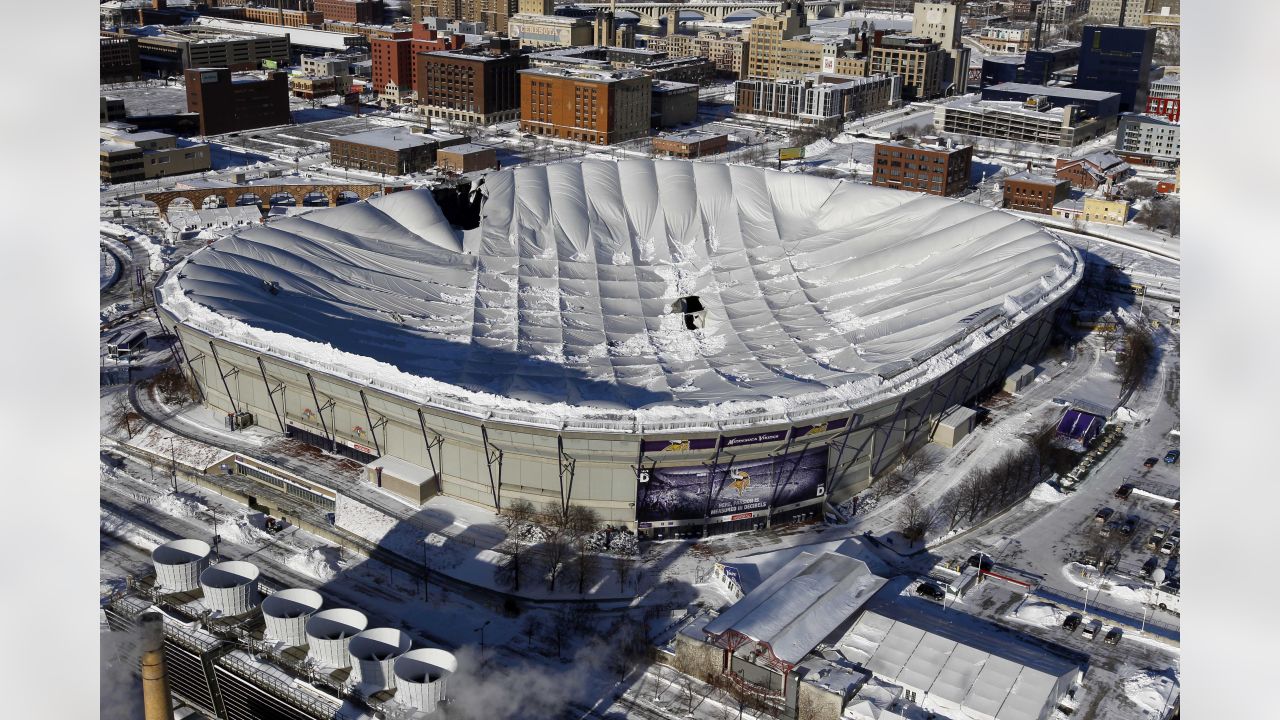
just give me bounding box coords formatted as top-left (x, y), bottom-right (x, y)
top-left (139, 612), bottom-right (174, 720)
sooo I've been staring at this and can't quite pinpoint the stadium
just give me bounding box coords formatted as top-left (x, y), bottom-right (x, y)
top-left (155, 160), bottom-right (1083, 538)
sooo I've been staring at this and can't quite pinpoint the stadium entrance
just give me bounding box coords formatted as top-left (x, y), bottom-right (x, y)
top-left (286, 423), bottom-right (378, 464)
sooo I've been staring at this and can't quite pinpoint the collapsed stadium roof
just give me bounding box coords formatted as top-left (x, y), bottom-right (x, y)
top-left (162, 160), bottom-right (1080, 431)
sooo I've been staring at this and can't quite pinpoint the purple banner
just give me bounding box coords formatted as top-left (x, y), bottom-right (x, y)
top-left (642, 438), bottom-right (718, 453)
top-left (789, 416), bottom-right (849, 440)
top-left (719, 429), bottom-right (788, 449)
top-left (636, 446), bottom-right (828, 522)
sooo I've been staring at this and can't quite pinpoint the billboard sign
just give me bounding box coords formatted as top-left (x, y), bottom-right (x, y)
top-left (636, 446), bottom-right (828, 522)
top-left (641, 438), bottom-right (717, 453)
top-left (790, 415), bottom-right (850, 440)
top-left (778, 146), bottom-right (805, 162)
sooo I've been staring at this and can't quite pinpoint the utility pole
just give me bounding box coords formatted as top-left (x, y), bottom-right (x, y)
top-left (169, 438), bottom-right (178, 493)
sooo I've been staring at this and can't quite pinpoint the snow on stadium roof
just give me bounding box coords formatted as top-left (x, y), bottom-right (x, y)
top-left (163, 160), bottom-right (1079, 430)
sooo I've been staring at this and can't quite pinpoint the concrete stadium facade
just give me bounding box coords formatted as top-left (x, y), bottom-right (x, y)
top-left (156, 272), bottom-right (1076, 539)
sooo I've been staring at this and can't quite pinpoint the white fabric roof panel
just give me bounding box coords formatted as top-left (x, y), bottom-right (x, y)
top-left (839, 611), bottom-right (1079, 720)
top-left (170, 160), bottom-right (1079, 428)
top-left (703, 552), bottom-right (887, 665)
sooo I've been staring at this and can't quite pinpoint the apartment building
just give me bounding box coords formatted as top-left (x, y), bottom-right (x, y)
top-left (100, 126), bottom-right (211, 184)
top-left (508, 14), bottom-right (594, 49)
top-left (203, 5), bottom-right (325, 27)
top-left (1145, 73), bottom-right (1179, 121)
top-left (519, 67), bottom-right (651, 145)
top-left (911, 1), bottom-right (970, 93)
top-left (1114, 113), bottom-right (1179, 165)
top-left (423, 0), bottom-right (518, 33)
top-left (872, 140), bottom-right (973, 197)
top-left (933, 95), bottom-right (1116, 148)
top-left (184, 67), bottom-right (291, 136)
top-left (645, 30), bottom-right (749, 79)
top-left (745, 1), bottom-right (812, 80)
top-left (974, 24), bottom-right (1036, 53)
top-left (735, 73), bottom-right (899, 127)
top-left (417, 44), bottom-right (529, 124)
top-left (869, 34), bottom-right (947, 101)
top-left (1003, 171), bottom-right (1071, 214)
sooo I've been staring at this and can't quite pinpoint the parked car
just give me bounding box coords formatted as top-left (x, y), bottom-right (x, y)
top-left (1152, 525), bottom-right (1169, 541)
top-left (1082, 619), bottom-right (1102, 640)
top-left (1099, 522), bottom-right (1116, 538)
top-left (1141, 557), bottom-right (1159, 577)
top-left (1160, 540), bottom-right (1176, 555)
top-left (1171, 501), bottom-right (1180, 515)
top-left (1104, 627), bottom-right (1123, 645)
top-left (1143, 457), bottom-right (1159, 468)
top-left (1121, 515), bottom-right (1139, 535)
top-left (1115, 484), bottom-right (1134, 500)
top-left (1062, 613), bottom-right (1082, 631)
top-left (916, 582), bottom-right (946, 601)
top-left (966, 554), bottom-right (995, 571)
top-left (1095, 507), bottom-right (1115, 523)
top-left (1169, 529), bottom-right (1180, 544)
top-left (1164, 449), bottom-right (1180, 464)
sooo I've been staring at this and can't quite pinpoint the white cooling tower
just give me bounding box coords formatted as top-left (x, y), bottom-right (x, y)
top-left (198, 560), bottom-right (260, 617)
top-left (261, 588), bottom-right (323, 647)
top-left (305, 608), bottom-right (368, 669)
top-left (152, 539), bottom-right (211, 593)
top-left (348, 628), bottom-right (412, 692)
top-left (393, 648), bottom-right (457, 715)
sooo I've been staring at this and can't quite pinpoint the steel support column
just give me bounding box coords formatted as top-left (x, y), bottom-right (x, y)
top-left (305, 372), bottom-right (335, 451)
top-left (255, 356), bottom-right (286, 432)
top-left (416, 409), bottom-right (443, 489)
top-left (171, 331), bottom-right (205, 403)
top-left (480, 424), bottom-right (503, 511)
top-left (557, 435), bottom-right (577, 516)
top-left (357, 389), bottom-right (386, 457)
top-left (207, 342), bottom-right (240, 416)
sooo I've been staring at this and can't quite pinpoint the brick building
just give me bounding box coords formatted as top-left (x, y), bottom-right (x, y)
top-left (315, 0), bottom-right (385, 24)
top-left (203, 5), bottom-right (325, 27)
top-left (650, 81), bottom-right (698, 128)
top-left (184, 68), bottom-right (291, 136)
top-left (101, 35), bottom-right (142, 83)
top-left (417, 44), bottom-right (528, 124)
top-left (872, 140), bottom-right (973, 197)
top-left (329, 127), bottom-right (441, 175)
top-left (436, 143), bottom-right (499, 173)
top-left (371, 26), bottom-right (468, 102)
top-left (652, 130), bottom-right (729, 158)
top-left (421, 0), bottom-right (518, 34)
top-left (1145, 73), bottom-right (1179, 122)
top-left (1054, 150), bottom-right (1131, 190)
top-left (519, 66), bottom-right (651, 145)
top-left (643, 30), bottom-right (748, 79)
top-left (1002, 171), bottom-right (1071, 214)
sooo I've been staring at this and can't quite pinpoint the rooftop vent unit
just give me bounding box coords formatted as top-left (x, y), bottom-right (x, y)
top-left (1023, 95), bottom-right (1051, 111)
top-left (306, 608), bottom-right (368, 669)
top-left (394, 648), bottom-right (458, 715)
top-left (348, 628), bottom-right (413, 692)
top-left (261, 588), bottom-right (323, 648)
top-left (198, 560), bottom-right (260, 617)
top-left (152, 539), bottom-right (211, 594)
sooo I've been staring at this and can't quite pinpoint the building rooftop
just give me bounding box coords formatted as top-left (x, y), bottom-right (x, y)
top-left (986, 82), bottom-right (1120, 101)
top-left (703, 552), bottom-right (887, 667)
top-left (943, 97), bottom-right (1074, 119)
top-left (1006, 170), bottom-right (1065, 186)
top-left (1152, 73), bottom-right (1180, 86)
top-left (657, 130), bottom-right (727, 143)
top-left (437, 143), bottom-right (492, 156)
top-left (651, 80), bottom-right (699, 94)
top-left (519, 66), bottom-right (648, 82)
top-left (333, 127), bottom-right (438, 150)
top-left (1120, 112), bottom-right (1179, 126)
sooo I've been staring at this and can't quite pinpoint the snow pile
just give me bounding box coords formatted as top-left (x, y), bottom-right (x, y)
top-left (1120, 668), bottom-right (1178, 717)
top-left (1028, 482), bottom-right (1064, 504)
top-left (100, 507), bottom-right (166, 552)
top-left (154, 491), bottom-right (207, 519)
top-left (1010, 600), bottom-right (1064, 628)
top-left (1115, 406), bottom-right (1144, 423)
top-left (218, 512), bottom-right (271, 546)
top-left (581, 528), bottom-right (639, 557)
top-left (126, 424), bottom-right (231, 471)
top-left (284, 546), bottom-right (339, 582)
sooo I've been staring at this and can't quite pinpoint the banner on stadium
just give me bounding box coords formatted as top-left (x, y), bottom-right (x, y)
top-left (635, 446), bottom-right (828, 522)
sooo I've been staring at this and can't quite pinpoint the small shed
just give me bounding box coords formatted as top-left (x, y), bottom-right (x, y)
top-left (365, 455), bottom-right (438, 505)
top-left (1003, 364), bottom-right (1037, 393)
top-left (932, 406), bottom-right (977, 448)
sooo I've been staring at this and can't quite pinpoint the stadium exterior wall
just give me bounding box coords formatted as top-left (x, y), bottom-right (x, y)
top-left (155, 285), bottom-right (1072, 538)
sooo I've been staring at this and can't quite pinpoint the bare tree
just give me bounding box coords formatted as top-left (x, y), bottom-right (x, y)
top-left (1122, 179), bottom-right (1157, 200)
top-left (613, 554), bottom-right (634, 592)
top-left (1117, 323), bottom-right (1156, 400)
top-left (542, 529), bottom-right (571, 592)
top-left (898, 493), bottom-right (938, 545)
top-left (501, 497), bottom-right (537, 530)
top-left (111, 393), bottom-right (143, 438)
top-left (573, 546), bottom-right (599, 595)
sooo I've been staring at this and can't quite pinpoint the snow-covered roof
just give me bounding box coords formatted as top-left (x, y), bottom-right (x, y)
top-left (333, 127), bottom-right (437, 151)
top-left (838, 608), bottom-right (1081, 720)
top-left (986, 82), bottom-right (1118, 101)
top-left (703, 552), bottom-right (886, 666)
top-left (1006, 170), bottom-right (1064, 186)
top-left (162, 160), bottom-right (1080, 430)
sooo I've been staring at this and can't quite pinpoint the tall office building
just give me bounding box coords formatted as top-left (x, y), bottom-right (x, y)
top-left (911, 1), bottom-right (970, 93)
top-left (1075, 24), bottom-right (1155, 112)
